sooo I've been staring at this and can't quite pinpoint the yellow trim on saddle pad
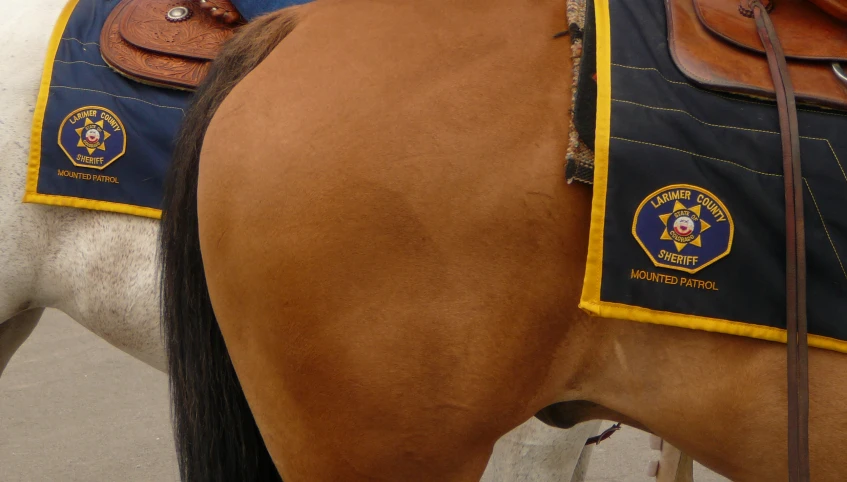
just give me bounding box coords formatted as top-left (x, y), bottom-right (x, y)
top-left (579, 0), bottom-right (612, 312)
top-left (23, 0), bottom-right (162, 220)
top-left (577, 0), bottom-right (847, 355)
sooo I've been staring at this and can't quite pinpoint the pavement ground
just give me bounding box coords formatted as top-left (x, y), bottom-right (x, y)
top-left (0, 309), bottom-right (729, 481)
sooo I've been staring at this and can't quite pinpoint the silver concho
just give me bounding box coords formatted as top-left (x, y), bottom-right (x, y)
top-left (834, 63), bottom-right (847, 88)
top-left (166, 6), bottom-right (192, 22)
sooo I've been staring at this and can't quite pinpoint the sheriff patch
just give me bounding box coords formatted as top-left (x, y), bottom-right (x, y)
top-left (58, 106), bottom-right (127, 170)
top-left (632, 184), bottom-right (733, 274)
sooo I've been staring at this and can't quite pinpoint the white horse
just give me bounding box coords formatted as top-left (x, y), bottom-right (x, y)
top-left (0, 0), bottom-right (600, 480)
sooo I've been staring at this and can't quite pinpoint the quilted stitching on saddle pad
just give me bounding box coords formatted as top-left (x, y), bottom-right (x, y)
top-left (231, 0), bottom-right (311, 20)
top-left (24, 0), bottom-right (191, 219)
top-left (24, 0), bottom-right (310, 219)
top-left (579, 0), bottom-right (847, 353)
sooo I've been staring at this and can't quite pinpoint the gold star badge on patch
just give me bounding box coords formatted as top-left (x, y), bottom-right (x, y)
top-left (659, 201), bottom-right (711, 252)
top-left (75, 117), bottom-right (111, 155)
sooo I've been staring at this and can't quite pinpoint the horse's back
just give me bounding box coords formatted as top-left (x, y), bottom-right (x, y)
top-left (0, 0), bottom-right (162, 366)
top-left (196, 0), bottom-right (594, 479)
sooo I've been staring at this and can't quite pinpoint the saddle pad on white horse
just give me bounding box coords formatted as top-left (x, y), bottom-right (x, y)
top-left (23, 0), bottom-right (193, 219)
top-left (23, 0), bottom-right (305, 219)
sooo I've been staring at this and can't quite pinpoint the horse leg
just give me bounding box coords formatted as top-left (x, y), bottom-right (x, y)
top-left (571, 441), bottom-right (595, 482)
top-left (0, 309), bottom-right (43, 377)
top-left (649, 438), bottom-right (694, 482)
top-left (481, 418), bottom-right (601, 482)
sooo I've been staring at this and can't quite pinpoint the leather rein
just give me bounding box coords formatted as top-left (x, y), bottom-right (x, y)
top-left (741, 1), bottom-right (810, 480)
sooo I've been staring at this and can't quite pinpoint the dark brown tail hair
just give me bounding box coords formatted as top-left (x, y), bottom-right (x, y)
top-left (159, 9), bottom-right (299, 481)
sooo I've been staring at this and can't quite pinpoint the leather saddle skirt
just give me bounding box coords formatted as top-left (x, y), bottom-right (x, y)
top-left (667, 0), bottom-right (847, 110)
top-left (808, 0), bottom-right (847, 20)
top-left (100, 0), bottom-right (244, 91)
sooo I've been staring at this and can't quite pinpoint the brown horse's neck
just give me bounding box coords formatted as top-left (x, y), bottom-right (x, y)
top-left (570, 318), bottom-right (846, 481)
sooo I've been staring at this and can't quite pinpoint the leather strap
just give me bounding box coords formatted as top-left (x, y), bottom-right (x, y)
top-left (584, 423), bottom-right (621, 446)
top-left (747, 1), bottom-right (810, 480)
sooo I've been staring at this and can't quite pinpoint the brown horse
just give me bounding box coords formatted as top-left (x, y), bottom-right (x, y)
top-left (159, 0), bottom-right (847, 480)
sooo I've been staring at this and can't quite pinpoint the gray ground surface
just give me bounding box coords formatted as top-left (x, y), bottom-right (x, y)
top-left (0, 310), bottom-right (729, 481)
top-left (0, 310), bottom-right (179, 482)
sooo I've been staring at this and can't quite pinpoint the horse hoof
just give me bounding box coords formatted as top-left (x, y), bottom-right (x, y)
top-left (649, 434), bottom-right (663, 450)
top-left (647, 460), bottom-right (660, 477)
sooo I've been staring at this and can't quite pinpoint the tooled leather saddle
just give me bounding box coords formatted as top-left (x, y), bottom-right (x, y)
top-left (668, 0), bottom-right (847, 110)
top-left (100, 0), bottom-right (245, 91)
top-left (667, 1), bottom-right (846, 480)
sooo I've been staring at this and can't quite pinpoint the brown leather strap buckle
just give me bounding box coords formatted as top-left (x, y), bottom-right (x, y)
top-left (739, 0), bottom-right (774, 17)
